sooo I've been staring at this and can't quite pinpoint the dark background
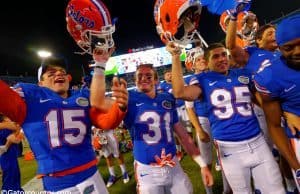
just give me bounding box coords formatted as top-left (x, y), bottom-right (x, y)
top-left (0, 0), bottom-right (299, 82)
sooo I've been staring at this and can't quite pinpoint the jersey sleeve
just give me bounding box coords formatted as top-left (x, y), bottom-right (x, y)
top-left (253, 65), bottom-right (280, 98)
top-left (0, 80), bottom-right (26, 125)
top-left (89, 101), bottom-right (126, 130)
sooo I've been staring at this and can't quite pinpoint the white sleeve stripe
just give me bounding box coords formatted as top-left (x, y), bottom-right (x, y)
top-left (255, 85), bottom-right (271, 94)
top-left (189, 79), bottom-right (198, 85)
top-left (12, 87), bottom-right (24, 97)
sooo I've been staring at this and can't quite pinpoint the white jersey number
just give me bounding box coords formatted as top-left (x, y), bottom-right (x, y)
top-left (211, 86), bottom-right (252, 119)
top-left (45, 109), bottom-right (87, 148)
top-left (139, 111), bottom-right (172, 144)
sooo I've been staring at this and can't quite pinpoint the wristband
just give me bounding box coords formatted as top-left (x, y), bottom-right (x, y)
top-left (193, 155), bottom-right (207, 168)
top-left (90, 62), bottom-right (106, 76)
top-left (90, 62), bottom-right (106, 70)
top-left (93, 67), bottom-right (105, 76)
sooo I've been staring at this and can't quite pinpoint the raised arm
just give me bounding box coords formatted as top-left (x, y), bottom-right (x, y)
top-left (166, 42), bottom-right (202, 101)
top-left (226, 14), bottom-right (249, 66)
top-left (90, 48), bottom-right (115, 112)
top-left (0, 80), bottom-right (26, 125)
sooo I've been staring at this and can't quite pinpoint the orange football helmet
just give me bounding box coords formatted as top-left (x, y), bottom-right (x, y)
top-left (237, 11), bottom-right (259, 43)
top-left (219, 10), bottom-right (231, 33)
top-left (154, 0), bottom-right (203, 47)
top-left (219, 10), bottom-right (258, 47)
top-left (66, 0), bottom-right (115, 55)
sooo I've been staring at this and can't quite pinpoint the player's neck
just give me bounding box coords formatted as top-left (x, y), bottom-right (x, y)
top-left (145, 90), bottom-right (156, 99)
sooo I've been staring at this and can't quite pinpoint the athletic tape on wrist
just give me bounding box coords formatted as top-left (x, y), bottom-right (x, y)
top-left (193, 155), bottom-right (207, 168)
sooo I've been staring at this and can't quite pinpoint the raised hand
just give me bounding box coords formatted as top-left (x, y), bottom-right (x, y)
top-left (166, 41), bottom-right (182, 56)
top-left (229, 0), bottom-right (251, 19)
top-left (92, 47), bottom-right (115, 65)
top-left (111, 77), bottom-right (128, 111)
top-left (236, 0), bottom-right (251, 13)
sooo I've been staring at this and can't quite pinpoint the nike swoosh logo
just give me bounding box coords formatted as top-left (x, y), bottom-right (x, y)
top-left (136, 103), bottom-right (144, 106)
top-left (284, 84), bottom-right (296, 92)
top-left (140, 173), bottom-right (149, 177)
top-left (40, 99), bottom-right (52, 103)
top-left (223, 153), bottom-right (232, 157)
top-left (258, 54), bottom-right (265, 56)
top-left (209, 81), bottom-right (217, 86)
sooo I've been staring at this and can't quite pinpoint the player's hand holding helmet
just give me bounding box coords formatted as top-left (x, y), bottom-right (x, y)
top-left (154, 0), bottom-right (203, 47)
top-left (166, 41), bottom-right (182, 56)
top-left (228, 0), bottom-right (251, 20)
top-left (66, 0), bottom-right (115, 55)
top-left (237, 11), bottom-right (258, 43)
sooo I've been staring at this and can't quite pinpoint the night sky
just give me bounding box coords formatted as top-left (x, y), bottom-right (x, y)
top-left (0, 0), bottom-right (299, 82)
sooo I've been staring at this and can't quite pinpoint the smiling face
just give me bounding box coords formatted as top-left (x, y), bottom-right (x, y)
top-left (193, 55), bottom-right (207, 73)
top-left (207, 46), bottom-right (230, 74)
top-left (39, 65), bottom-right (70, 98)
top-left (280, 38), bottom-right (300, 70)
top-left (135, 64), bottom-right (158, 96)
top-left (256, 26), bottom-right (278, 51)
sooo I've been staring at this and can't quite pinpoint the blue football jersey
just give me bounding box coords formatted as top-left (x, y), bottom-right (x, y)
top-left (159, 81), bottom-right (172, 93)
top-left (195, 69), bottom-right (261, 141)
top-left (254, 57), bottom-right (300, 138)
top-left (15, 83), bottom-right (96, 175)
top-left (0, 129), bottom-right (23, 191)
top-left (159, 81), bottom-right (185, 107)
top-left (124, 90), bottom-right (178, 164)
top-left (245, 46), bottom-right (280, 74)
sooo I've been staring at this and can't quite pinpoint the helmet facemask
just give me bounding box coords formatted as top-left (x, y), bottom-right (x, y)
top-left (155, 0), bottom-right (207, 48)
top-left (169, 5), bottom-right (203, 47)
top-left (237, 12), bottom-right (258, 44)
top-left (78, 24), bottom-right (115, 55)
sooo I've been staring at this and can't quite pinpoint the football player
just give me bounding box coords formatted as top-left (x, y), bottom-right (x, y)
top-left (184, 47), bottom-right (232, 194)
top-left (226, 2), bottom-right (298, 192)
top-left (109, 63), bottom-right (213, 194)
top-left (0, 0), bottom-right (128, 193)
top-left (167, 41), bottom-right (285, 194)
top-left (254, 14), bottom-right (300, 191)
top-left (92, 126), bottom-right (130, 187)
top-left (158, 68), bottom-right (193, 161)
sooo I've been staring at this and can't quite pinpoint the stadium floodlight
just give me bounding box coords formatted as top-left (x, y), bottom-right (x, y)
top-left (37, 50), bottom-right (52, 59)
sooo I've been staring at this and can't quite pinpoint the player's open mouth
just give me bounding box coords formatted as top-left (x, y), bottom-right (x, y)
top-left (54, 78), bottom-right (65, 84)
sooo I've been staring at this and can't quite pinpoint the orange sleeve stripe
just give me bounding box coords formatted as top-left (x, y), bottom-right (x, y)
top-left (0, 80), bottom-right (26, 125)
top-left (89, 102), bottom-right (126, 129)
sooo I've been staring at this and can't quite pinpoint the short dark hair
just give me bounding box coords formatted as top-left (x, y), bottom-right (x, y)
top-left (163, 68), bottom-right (171, 75)
top-left (204, 42), bottom-right (225, 61)
top-left (38, 57), bottom-right (67, 81)
top-left (255, 24), bottom-right (275, 42)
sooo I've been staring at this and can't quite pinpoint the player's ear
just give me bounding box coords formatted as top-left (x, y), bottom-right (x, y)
top-left (67, 74), bottom-right (72, 82)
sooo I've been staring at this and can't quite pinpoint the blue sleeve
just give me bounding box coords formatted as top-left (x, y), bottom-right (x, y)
top-left (253, 66), bottom-right (280, 98)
